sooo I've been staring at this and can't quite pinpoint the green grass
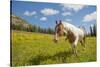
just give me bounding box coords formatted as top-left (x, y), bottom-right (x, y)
top-left (11, 30), bottom-right (96, 66)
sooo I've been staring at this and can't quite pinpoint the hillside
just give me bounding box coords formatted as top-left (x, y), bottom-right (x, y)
top-left (11, 14), bottom-right (30, 30)
top-left (11, 14), bottom-right (54, 34)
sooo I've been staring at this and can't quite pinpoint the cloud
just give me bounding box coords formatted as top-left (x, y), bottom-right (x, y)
top-left (83, 11), bottom-right (96, 22)
top-left (62, 12), bottom-right (72, 16)
top-left (60, 4), bottom-right (85, 12)
top-left (40, 17), bottom-right (47, 21)
top-left (41, 8), bottom-right (59, 16)
top-left (24, 11), bottom-right (36, 16)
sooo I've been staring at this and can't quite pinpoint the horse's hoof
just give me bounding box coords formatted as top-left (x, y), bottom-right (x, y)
top-left (53, 39), bottom-right (58, 43)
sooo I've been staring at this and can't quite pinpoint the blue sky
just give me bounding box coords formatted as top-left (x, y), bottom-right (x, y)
top-left (11, 1), bottom-right (96, 33)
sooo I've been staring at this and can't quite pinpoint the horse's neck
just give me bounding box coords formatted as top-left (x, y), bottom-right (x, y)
top-left (63, 22), bottom-right (76, 32)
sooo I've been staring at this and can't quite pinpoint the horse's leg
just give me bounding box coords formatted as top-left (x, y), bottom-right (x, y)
top-left (83, 36), bottom-right (86, 47)
top-left (81, 36), bottom-right (86, 46)
top-left (72, 37), bottom-right (79, 55)
top-left (80, 40), bottom-right (84, 47)
top-left (80, 40), bottom-right (85, 51)
top-left (80, 36), bottom-right (86, 50)
top-left (65, 36), bottom-right (67, 41)
top-left (72, 44), bottom-right (77, 54)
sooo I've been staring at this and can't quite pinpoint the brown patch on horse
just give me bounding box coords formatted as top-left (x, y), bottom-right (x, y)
top-left (55, 22), bottom-right (64, 36)
top-left (67, 30), bottom-right (76, 43)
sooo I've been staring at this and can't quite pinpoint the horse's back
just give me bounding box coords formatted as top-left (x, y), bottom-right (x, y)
top-left (62, 21), bottom-right (85, 39)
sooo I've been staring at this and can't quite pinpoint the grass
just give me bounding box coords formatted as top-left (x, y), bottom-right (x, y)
top-left (11, 30), bottom-right (96, 66)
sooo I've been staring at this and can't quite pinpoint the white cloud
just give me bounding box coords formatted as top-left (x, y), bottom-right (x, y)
top-left (60, 4), bottom-right (85, 12)
top-left (83, 11), bottom-right (96, 22)
top-left (40, 17), bottom-right (47, 21)
top-left (62, 12), bottom-right (72, 16)
top-left (41, 8), bottom-right (59, 16)
top-left (24, 11), bottom-right (36, 16)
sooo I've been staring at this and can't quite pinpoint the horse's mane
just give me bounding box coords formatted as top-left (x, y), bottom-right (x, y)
top-left (62, 21), bottom-right (78, 31)
top-left (61, 21), bottom-right (87, 35)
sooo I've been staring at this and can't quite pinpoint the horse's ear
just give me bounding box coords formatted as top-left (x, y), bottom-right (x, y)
top-left (56, 20), bottom-right (58, 25)
top-left (59, 20), bottom-right (62, 24)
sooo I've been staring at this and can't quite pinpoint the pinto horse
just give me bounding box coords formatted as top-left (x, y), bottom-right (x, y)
top-left (54, 20), bottom-right (86, 54)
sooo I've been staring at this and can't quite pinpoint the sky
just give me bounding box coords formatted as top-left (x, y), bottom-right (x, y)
top-left (11, 0), bottom-right (96, 33)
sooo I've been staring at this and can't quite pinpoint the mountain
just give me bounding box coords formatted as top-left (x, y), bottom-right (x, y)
top-left (11, 14), bottom-right (41, 32)
top-left (11, 14), bottom-right (29, 29)
top-left (11, 14), bottom-right (54, 34)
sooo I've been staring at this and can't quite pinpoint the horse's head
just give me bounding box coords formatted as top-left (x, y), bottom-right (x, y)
top-left (54, 20), bottom-right (64, 43)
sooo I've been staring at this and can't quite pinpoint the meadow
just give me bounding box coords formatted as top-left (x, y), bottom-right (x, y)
top-left (11, 30), bottom-right (96, 66)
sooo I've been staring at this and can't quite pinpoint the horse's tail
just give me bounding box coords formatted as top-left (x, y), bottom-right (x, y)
top-left (79, 26), bottom-right (87, 36)
top-left (79, 26), bottom-right (86, 46)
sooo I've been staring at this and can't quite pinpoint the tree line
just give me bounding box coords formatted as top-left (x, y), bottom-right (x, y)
top-left (11, 23), bottom-right (55, 34)
top-left (90, 24), bottom-right (96, 36)
top-left (11, 23), bottom-right (96, 36)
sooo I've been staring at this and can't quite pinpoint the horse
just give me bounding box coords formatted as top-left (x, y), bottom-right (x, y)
top-left (54, 20), bottom-right (86, 54)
